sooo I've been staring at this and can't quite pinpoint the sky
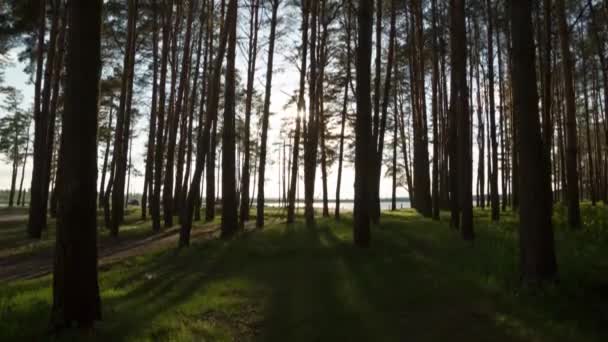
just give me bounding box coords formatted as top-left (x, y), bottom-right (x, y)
top-left (0, 33), bottom-right (408, 202)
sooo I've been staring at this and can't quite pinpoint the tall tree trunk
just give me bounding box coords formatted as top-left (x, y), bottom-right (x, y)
top-left (556, 0), bottom-right (581, 229)
top-left (99, 103), bottom-right (114, 208)
top-left (487, 0), bottom-right (499, 220)
top-left (180, 0), bottom-right (232, 247)
top-left (449, 0), bottom-right (473, 240)
top-left (239, 0), bottom-right (261, 228)
top-left (17, 125), bottom-right (31, 207)
top-left (256, 0), bottom-right (281, 228)
top-left (51, 0), bottom-right (102, 328)
top-left (152, 0), bottom-right (174, 233)
top-left (142, 0), bottom-right (160, 220)
top-left (205, 120), bottom-right (217, 221)
top-left (110, 0), bottom-right (138, 237)
top-left (221, 0), bottom-right (238, 237)
top-left (411, 0), bottom-right (432, 218)
top-left (304, 0), bottom-right (319, 227)
top-left (28, 0), bottom-right (51, 239)
top-left (164, 0), bottom-right (194, 226)
top-left (354, 0), bottom-right (373, 247)
top-left (173, 1), bottom-right (197, 214)
top-left (510, 0), bottom-right (557, 284)
top-left (541, 0), bottom-right (553, 205)
top-left (581, 35), bottom-right (596, 205)
top-left (335, 1), bottom-right (351, 220)
top-left (430, 0), bottom-right (440, 219)
top-left (287, 118), bottom-right (301, 223)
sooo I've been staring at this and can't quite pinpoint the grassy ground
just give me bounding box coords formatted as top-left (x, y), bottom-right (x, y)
top-left (0, 204), bottom-right (607, 341)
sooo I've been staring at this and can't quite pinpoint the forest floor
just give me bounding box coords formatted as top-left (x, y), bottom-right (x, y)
top-left (0, 204), bottom-right (607, 341)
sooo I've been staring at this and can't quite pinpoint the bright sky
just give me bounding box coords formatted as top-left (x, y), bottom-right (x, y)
top-left (0, 38), bottom-right (408, 201)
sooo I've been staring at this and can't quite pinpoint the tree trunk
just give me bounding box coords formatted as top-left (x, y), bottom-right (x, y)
top-left (110, 0), bottom-right (138, 237)
top-left (556, 0), bottom-right (581, 229)
top-left (335, 1), bottom-right (351, 220)
top-left (17, 125), bottom-right (31, 207)
top-left (449, 0), bottom-right (473, 239)
top-left (256, 0), bottom-right (281, 228)
top-left (221, 0), bottom-right (239, 237)
top-left (430, 0), bottom-right (440, 219)
top-left (411, 0), bottom-right (432, 218)
top-left (509, 0), bottom-right (557, 284)
top-left (142, 0), bottom-right (160, 220)
top-left (28, 0), bottom-right (51, 239)
top-left (99, 103), bottom-right (113, 208)
top-left (180, 0), bottom-right (232, 247)
top-left (239, 0), bottom-right (261, 228)
top-left (304, 0), bottom-right (319, 227)
top-left (354, 0), bottom-right (373, 248)
top-left (152, 0), bottom-right (174, 233)
top-left (51, 0), bottom-right (102, 328)
top-left (486, 0), bottom-right (499, 220)
top-left (287, 118), bottom-right (301, 223)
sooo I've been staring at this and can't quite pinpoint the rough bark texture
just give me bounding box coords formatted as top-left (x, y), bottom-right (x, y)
top-left (354, 0), bottom-right (373, 248)
top-left (51, 0), bottom-right (102, 328)
top-left (510, 0), bottom-right (557, 284)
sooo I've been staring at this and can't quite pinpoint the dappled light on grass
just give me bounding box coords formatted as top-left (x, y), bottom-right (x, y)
top-left (1, 205), bottom-right (607, 340)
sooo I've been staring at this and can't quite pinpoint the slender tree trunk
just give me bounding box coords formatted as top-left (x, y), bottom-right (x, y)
top-left (581, 37), bottom-right (596, 205)
top-left (431, 0), bottom-right (440, 219)
top-left (354, 0), bottom-right (373, 247)
top-left (411, 0), bottom-right (432, 218)
top-left (256, 0), bottom-right (281, 228)
top-left (17, 125), bottom-right (31, 207)
top-left (51, 0), bottom-right (102, 328)
top-left (239, 0), bottom-right (261, 228)
top-left (304, 0), bottom-right (319, 227)
top-left (152, 0), bottom-right (174, 233)
top-left (510, 0), bottom-right (557, 284)
top-left (287, 118), bottom-right (301, 223)
top-left (335, 1), bottom-right (351, 220)
top-left (180, 0), bottom-right (232, 247)
top-left (556, 0), bottom-right (581, 229)
top-left (449, 0), bottom-right (473, 240)
top-left (221, 0), bottom-right (238, 237)
top-left (142, 0), bottom-right (160, 220)
top-left (110, 0), bottom-right (138, 236)
top-left (487, 0), bottom-right (499, 220)
top-left (28, 0), bottom-right (51, 239)
top-left (205, 119), bottom-right (217, 221)
top-left (99, 104), bottom-right (113, 208)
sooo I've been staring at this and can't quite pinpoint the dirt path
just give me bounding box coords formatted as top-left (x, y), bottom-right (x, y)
top-left (0, 221), bottom-right (264, 283)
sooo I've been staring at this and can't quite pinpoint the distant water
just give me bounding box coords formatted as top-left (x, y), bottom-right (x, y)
top-left (267, 200), bottom-right (411, 211)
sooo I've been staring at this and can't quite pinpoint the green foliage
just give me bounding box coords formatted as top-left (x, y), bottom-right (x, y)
top-left (0, 86), bottom-right (29, 164)
top-left (0, 205), bottom-right (607, 341)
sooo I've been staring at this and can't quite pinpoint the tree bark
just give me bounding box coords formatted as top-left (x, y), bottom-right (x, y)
top-left (239, 0), bottom-right (261, 228)
top-left (354, 0), bottom-right (373, 248)
top-left (256, 0), bottom-right (282, 228)
top-left (510, 0), bottom-right (557, 284)
top-left (221, 0), bottom-right (239, 237)
top-left (556, 0), bottom-right (581, 229)
top-left (152, 0), bottom-right (174, 233)
top-left (142, 0), bottom-right (160, 220)
top-left (27, 0), bottom-right (50, 239)
top-left (51, 0), bottom-right (102, 328)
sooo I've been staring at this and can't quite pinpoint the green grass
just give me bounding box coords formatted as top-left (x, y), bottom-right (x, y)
top-left (1, 204), bottom-right (607, 341)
